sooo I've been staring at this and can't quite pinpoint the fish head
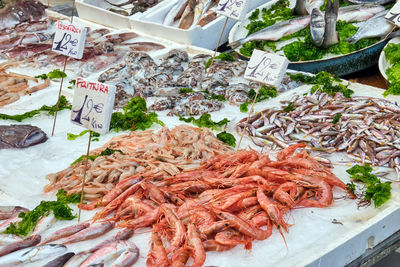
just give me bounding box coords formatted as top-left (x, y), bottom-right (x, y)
top-left (0, 124), bottom-right (47, 149)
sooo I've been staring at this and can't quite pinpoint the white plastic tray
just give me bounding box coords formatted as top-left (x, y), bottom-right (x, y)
top-left (76, 0), bottom-right (170, 29)
top-left (129, 0), bottom-right (268, 50)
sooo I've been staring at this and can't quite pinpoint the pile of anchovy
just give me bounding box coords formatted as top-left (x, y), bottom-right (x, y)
top-left (237, 90), bottom-right (400, 173)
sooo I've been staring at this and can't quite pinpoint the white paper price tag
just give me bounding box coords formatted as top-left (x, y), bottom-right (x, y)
top-left (386, 2), bottom-right (400, 27)
top-left (244, 49), bottom-right (289, 88)
top-left (71, 78), bottom-right (116, 134)
top-left (52, 20), bottom-right (87, 59)
top-left (216, 0), bottom-right (248, 21)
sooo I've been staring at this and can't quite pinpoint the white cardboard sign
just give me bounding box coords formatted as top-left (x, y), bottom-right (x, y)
top-left (386, 2), bottom-right (400, 27)
top-left (71, 78), bottom-right (116, 134)
top-left (244, 49), bottom-right (289, 88)
top-left (52, 20), bottom-right (87, 59)
top-left (216, 0), bottom-right (248, 21)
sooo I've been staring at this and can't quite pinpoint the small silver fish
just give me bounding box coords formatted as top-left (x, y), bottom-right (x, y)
top-left (230, 16), bottom-right (311, 48)
top-left (0, 235), bottom-right (40, 257)
top-left (346, 0), bottom-right (394, 5)
top-left (110, 245), bottom-right (140, 267)
top-left (345, 10), bottom-right (394, 44)
top-left (41, 221), bottom-right (90, 244)
top-left (0, 244), bottom-right (66, 266)
top-left (32, 215), bottom-right (56, 236)
top-left (87, 229), bottom-right (134, 253)
top-left (338, 4), bottom-right (385, 23)
top-left (59, 222), bottom-right (114, 245)
top-left (64, 252), bottom-right (91, 267)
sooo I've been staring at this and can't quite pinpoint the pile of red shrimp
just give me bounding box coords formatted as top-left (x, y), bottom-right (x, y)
top-left (81, 143), bottom-right (353, 266)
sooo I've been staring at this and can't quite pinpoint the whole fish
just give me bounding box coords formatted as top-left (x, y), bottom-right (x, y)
top-left (64, 252), bottom-right (91, 267)
top-left (294, 0), bottom-right (324, 15)
top-left (110, 245), bottom-right (140, 267)
top-left (230, 16), bottom-right (311, 48)
top-left (321, 0), bottom-right (339, 48)
top-left (87, 229), bottom-right (134, 253)
top-left (178, 0), bottom-right (197, 29)
top-left (192, 0), bottom-right (216, 27)
top-left (310, 8), bottom-right (325, 47)
top-left (0, 206), bottom-right (29, 220)
top-left (337, 4), bottom-right (385, 23)
top-left (346, 0), bottom-right (394, 4)
top-left (0, 235), bottom-right (40, 257)
top-left (59, 222), bottom-right (114, 245)
top-left (32, 215), bottom-right (56, 236)
top-left (0, 244), bottom-right (66, 267)
top-left (42, 252), bottom-right (75, 267)
top-left (41, 222), bottom-right (90, 244)
top-left (0, 234), bottom-right (23, 247)
top-left (345, 10), bottom-right (394, 44)
top-left (0, 124), bottom-right (48, 149)
top-left (80, 241), bottom-right (134, 267)
top-left (164, 0), bottom-right (188, 26)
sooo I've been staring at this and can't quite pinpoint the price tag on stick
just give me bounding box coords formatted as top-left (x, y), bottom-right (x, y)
top-left (244, 49), bottom-right (289, 88)
top-left (52, 20), bottom-right (87, 59)
top-left (237, 50), bottom-right (289, 149)
top-left (386, 1), bottom-right (400, 27)
top-left (71, 78), bottom-right (116, 134)
top-left (217, 0), bottom-right (248, 21)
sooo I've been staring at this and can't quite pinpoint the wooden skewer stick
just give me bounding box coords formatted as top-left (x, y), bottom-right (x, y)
top-left (206, 16), bottom-right (229, 75)
top-left (51, 0), bottom-right (76, 136)
top-left (236, 83), bottom-right (261, 150)
top-left (78, 130), bottom-right (92, 222)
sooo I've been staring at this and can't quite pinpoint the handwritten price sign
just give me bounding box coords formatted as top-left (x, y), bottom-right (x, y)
top-left (216, 0), bottom-right (247, 20)
top-left (71, 78), bottom-right (116, 134)
top-left (244, 49), bottom-right (289, 88)
top-left (386, 2), bottom-right (400, 27)
top-left (52, 20), bottom-right (87, 59)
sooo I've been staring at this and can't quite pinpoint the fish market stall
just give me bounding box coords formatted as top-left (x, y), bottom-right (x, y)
top-left (0, 0), bottom-right (400, 267)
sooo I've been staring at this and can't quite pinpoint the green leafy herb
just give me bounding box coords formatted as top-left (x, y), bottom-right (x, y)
top-left (0, 95), bottom-right (71, 122)
top-left (240, 99), bottom-right (249, 113)
top-left (289, 71), bottom-right (353, 98)
top-left (332, 113), bottom-right (342, 124)
top-left (35, 69), bottom-right (67, 80)
top-left (179, 88), bottom-right (195, 94)
top-left (248, 86), bottom-right (277, 102)
top-left (210, 94), bottom-right (226, 102)
top-left (68, 79), bottom-right (76, 89)
top-left (217, 131), bottom-right (236, 147)
top-left (383, 43), bottom-right (400, 96)
top-left (3, 189), bottom-right (80, 236)
top-left (346, 164), bottom-right (391, 208)
top-left (71, 147), bottom-right (124, 166)
top-left (205, 52), bottom-right (236, 69)
top-left (179, 114), bottom-right (229, 131)
top-left (283, 102), bottom-right (295, 112)
top-left (110, 97), bottom-right (164, 132)
top-left (248, 8), bottom-right (260, 21)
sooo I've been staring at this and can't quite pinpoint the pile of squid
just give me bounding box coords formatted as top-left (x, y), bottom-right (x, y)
top-left (237, 90), bottom-right (400, 176)
top-left (45, 125), bottom-right (231, 200)
top-left (0, 70), bottom-right (50, 106)
top-left (80, 144), bottom-right (352, 266)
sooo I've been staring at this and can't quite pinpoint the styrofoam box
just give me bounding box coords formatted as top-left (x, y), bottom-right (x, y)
top-left (76, 0), bottom-right (170, 29)
top-left (129, 0), bottom-right (269, 50)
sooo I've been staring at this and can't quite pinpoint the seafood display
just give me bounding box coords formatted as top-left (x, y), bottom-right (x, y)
top-left (237, 88), bottom-right (400, 174)
top-left (0, 0), bottom-right (46, 30)
top-left (45, 125), bottom-right (231, 200)
top-left (0, 70), bottom-right (50, 106)
top-left (230, 0), bottom-right (395, 61)
top-left (78, 144), bottom-right (351, 265)
top-left (99, 48), bottom-right (300, 113)
top-left (0, 124), bottom-right (47, 149)
top-left (163, 0), bottom-right (219, 29)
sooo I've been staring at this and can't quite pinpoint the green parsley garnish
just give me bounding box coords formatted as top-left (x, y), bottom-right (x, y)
top-left (332, 113), bottom-right (342, 124)
top-left (0, 95), bottom-right (71, 122)
top-left (217, 131), bottom-right (236, 147)
top-left (283, 102), bottom-right (295, 112)
top-left (179, 114), bottom-right (229, 131)
top-left (35, 69), bottom-right (67, 80)
top-left (346, 164), bottom-right (391, 208)
top-left (383, 43), bottom-right (400, 96)
top-left (71, 147), bottom-right (124, 166)
top-left (179, 88), bottom-right (195, 94)
top-left (205, 52), bottom-right (236, 69)
top-left (3, 189), bottom-right (80, 236)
